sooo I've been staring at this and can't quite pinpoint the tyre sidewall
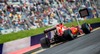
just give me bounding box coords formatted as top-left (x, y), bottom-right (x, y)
top-left (40, 37), bottom-right (50, 48)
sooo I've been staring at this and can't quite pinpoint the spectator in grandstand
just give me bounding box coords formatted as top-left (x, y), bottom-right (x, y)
top-left (0, 0), bottom-right (98, 34)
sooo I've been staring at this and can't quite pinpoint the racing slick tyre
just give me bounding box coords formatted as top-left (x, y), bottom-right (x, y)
top-left (81, 23), bottom-right (90, 34)
top-left (40, 37), bottom-right (51, 48)
top-left (63, 29), bottom-right (74, 41)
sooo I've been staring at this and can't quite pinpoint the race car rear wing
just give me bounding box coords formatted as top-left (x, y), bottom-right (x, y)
top-left (44, 27), bottom-right (56, 34)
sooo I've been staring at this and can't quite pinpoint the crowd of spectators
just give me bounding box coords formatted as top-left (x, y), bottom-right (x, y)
top-left (0, 0), bottom-right (99, 34)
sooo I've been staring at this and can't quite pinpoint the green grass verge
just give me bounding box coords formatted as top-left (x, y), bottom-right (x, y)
top-left (0, 18), bottom-right (100, 44)
top-left (64, 18), bottom-right (100, 27)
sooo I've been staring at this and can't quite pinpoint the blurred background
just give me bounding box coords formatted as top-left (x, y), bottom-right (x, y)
top-left (0, 0), bottom-right (100, 34)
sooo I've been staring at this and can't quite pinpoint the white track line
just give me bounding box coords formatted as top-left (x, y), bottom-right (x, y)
top-left (32, 49), bottom-right (46, 54)
top-left (92, 27), bottom-right (100, 32)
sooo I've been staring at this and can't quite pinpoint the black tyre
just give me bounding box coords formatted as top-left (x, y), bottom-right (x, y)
top-left (63, 29), bottom-right (74, 41)
top-left (40, 37), bottom-right (51, 48)
top-left (81, 23), bottom-right (90, 34)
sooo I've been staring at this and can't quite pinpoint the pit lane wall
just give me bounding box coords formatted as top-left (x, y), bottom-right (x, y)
top-left (0, 23), bottom-right (100, 54)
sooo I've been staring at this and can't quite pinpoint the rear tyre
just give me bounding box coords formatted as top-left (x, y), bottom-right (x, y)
top-left (40, 37), bottom-right (50, 48)
top-left (81, 23), bottom-right (90, 34)
top-left (63, 29), bottom-right (74, 41)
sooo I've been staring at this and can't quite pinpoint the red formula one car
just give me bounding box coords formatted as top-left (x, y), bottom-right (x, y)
top-left (40, 23), bottom-right (92, 48)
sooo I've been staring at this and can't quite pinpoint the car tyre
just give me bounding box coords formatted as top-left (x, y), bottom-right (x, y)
top-left (63, 29), bottom-right (74, 41)
top-left (81, 23), bottom-right (90, 34)
top-left (40, 37), bottom-right (51, 48)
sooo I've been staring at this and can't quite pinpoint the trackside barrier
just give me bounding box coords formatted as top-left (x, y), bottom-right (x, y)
top-left (90, 23), bottom-right (100, 28)
top-left (0, 23), bottom-right (99, 54)
top-left (31, 32), bottom-right (51, 46)
top-left (0, 44), bottom-right (3, 54)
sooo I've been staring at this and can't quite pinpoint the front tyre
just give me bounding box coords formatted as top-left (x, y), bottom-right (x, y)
top-left (81, 23), bottom-right (90, 34)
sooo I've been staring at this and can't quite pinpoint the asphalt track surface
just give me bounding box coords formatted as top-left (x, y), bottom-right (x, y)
top-left (38, 29), bottom-right (100, 54)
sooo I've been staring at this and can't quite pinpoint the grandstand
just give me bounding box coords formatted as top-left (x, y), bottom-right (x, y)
top-left (0, 0), bottom-right (99, 34)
